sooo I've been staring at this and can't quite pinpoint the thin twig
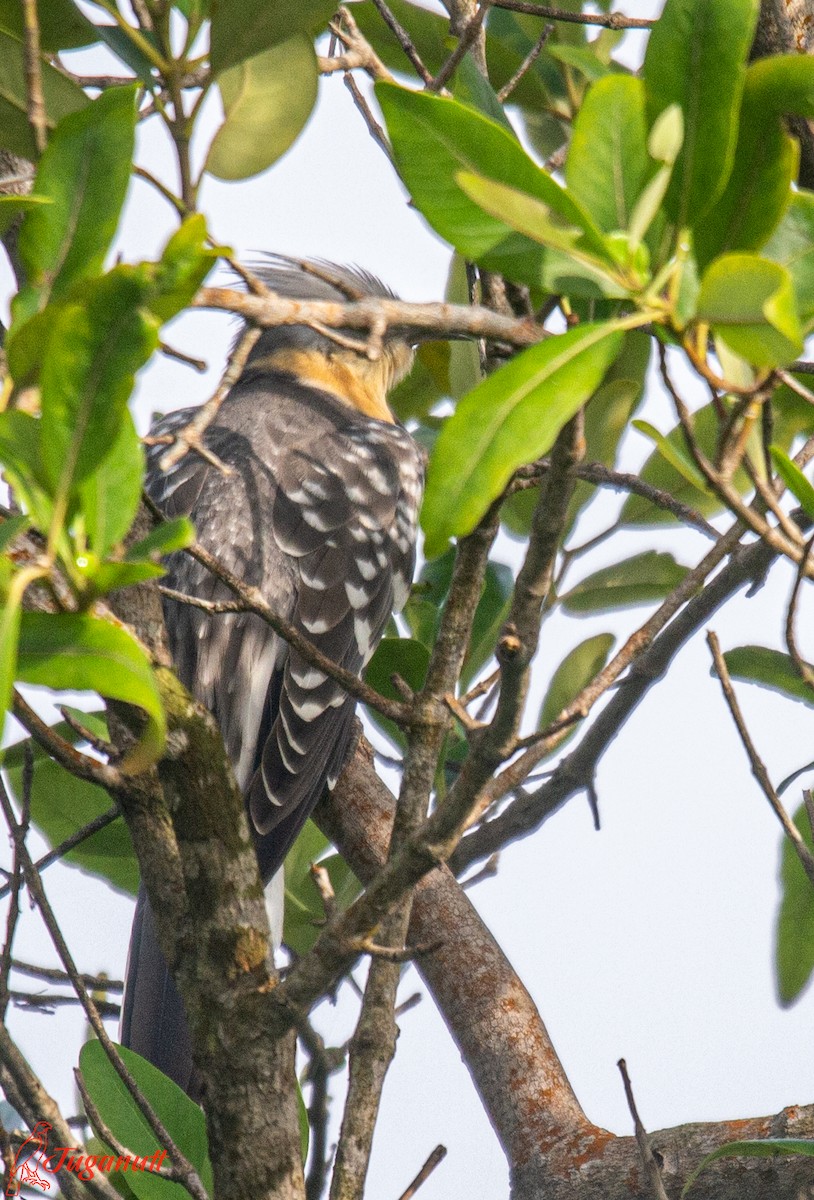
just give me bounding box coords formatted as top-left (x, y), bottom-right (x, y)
top-left (11, 691), bottom-right (124, 793)
top-left (321, 6), bottom-right (394, 82)
top-left (784, 533), bottom-right (814, 692)
top-left (370, 0), bottom-right (435, 84)
top-left (395, 1145), bottom-right (448, 1200)
top-left (431, 3), bottom-right (490, 91)
top-left (10, 960), bottom-right (123, 993)
top-left (343, 71), bottom-right (393, 159)
top-left (0, 804), bottom-right (123, 903)
top-left (22, 0), bottom-right (47, 154)
top-left (617, 1059), bottom-right (669, 1200)
top-left (157, 324), bottom-right (260, 472)
top-left (490, 1), bottom-right (654, 28)
top-left (497, 22), bottom-right (554, 101)
top-left (707, 630), bottom-right (814, 890)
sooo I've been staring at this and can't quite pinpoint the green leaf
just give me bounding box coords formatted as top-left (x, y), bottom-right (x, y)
top-left (364, 637), bottom-right (430, 748)
top-left (39, 269), bottom-right (161, 494)
top-left (0, 580), bottom-right (21, 745)
top-left (621, 397), bottom-right (762, 527)
top-left (149, 214), bottom-right (221, 321)
top-left (78, 409), bottom-right (145, 556)
top-left (0, 0), bottom-right (98, 51)
top-left (284, 821), bottom-right (360, 955)
top-left (12, 86), bottom-right (137, 326)
top-left (694, 67), bottom-right (799, 268)
top-left (561, 551), bottom-right (689, 613)
top-left (696, 253), bottom-right (803, 368)
top-left (722, 645), bottom-right (814, 707)
top-left (776, 798), bottom-right (814, 1006)
top-left (452, 54), bottom-right (514, 134)
top-left (682, 1137), bottom-right (814, 1197)
top-left (537, 633), bottom-right (615, 754)
top-left (422, 322), bottom-right (624, 557)
top-left (0, 409), bottom-right (54, 531)
top-left (0, 194), bottom-right (50, 237)
top-left (127, 517), bottom-right (196, 562)
top-left (0, 708), bottom-right (108, 772)
top-left (5, 757), bottom-right (137, 895)
top-left (17, 613), bottom-right (165, 774)
top-left (546, 42), bottom-right (612, 83)
top-left (770, 446), bottom-right (814, 518)
top-left (206, 37), bottom-right (317, 180)
top-left (210, 0), bottom-right (334, 74)
top-left (744, 53), bottom-right (814, 119)
top-left (0, 513), bottom-right (29, 553)
top-left (455, 171), bottom-right (627, 297)
top-left (632, 419), bottom-right (708, 490)
top-left (643, 0), bottom-right (759, 230)
top-left (565, 74), bottom-right (650, 235)
top-left (463, 561), bottom-right (514, 688)
top-left (376, 82), bottom-right (610, 288)
top-left (0, 28), bottom-right (87, 159)
top-left (79, 1040), bottom-right (213, 1199)
top-left (763, 192), bottom-right (814, 325)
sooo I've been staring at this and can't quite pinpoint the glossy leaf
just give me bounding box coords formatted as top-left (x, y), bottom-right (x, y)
top-left (643, 0), bottom-right (759, 230)
top-left (5, 758), bottom-right (137, 895)
top-left (13, 85), bottom-right (137, 325)
top-left (537, 633), bottom-right (615, 754)
top-left (39, 270), bottom-right (160, 493)
top-left (79, 1040), bottom-right (213, 1199)
top-left (763, 192), bottom-right (814, 325)
top-left (210, 0), bottom-right (334, 74)
top-left (776, 798), bottom-right (814, 1006)
top-left (78, 410), bottom-right (144, 556)
top-left (0, 28), bottom-right (87, 160)
top-left (694, 73), bottom-right (798, 268)
top-left (455, 171), bottom-right (627, 297)
top-left (376, 83), bottom-right (610, 288)
top-left (17, 613), bottom-right (165, 774)
top-left (561, 551), bottom-right (689, 613)
top-left (422, 322), bottom-right (624, 557)
top-left (565, 75), bottom-right (649, 234)
top-left (722, 645), bottom-right (814, 707)
top-left (696, 254), bottom-right (802, 368)
top-left (207, 37), bottom-right (317, 180)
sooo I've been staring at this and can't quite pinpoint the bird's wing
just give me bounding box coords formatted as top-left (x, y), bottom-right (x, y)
top-left (248, 419), bottom-right (420, 842)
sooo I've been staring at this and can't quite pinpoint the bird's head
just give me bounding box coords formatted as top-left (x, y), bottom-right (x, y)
top-left (241, 256), bottom-right (414, 424)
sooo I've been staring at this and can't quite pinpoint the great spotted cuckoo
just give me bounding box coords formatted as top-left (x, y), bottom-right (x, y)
top-left (121, 258), bottom-right (423, 1093)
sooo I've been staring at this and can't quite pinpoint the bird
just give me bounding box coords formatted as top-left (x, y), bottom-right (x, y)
top-left (121, 256), bottom-right (424, 1095)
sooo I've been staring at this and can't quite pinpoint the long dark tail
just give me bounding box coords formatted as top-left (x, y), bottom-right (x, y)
top-left (121, 888), bottom-right (199, 1096)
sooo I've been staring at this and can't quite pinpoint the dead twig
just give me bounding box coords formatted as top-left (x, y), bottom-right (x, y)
top-left (617, 1059), bottom-right (669, 1200)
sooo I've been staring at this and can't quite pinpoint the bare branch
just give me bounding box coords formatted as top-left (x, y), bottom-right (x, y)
top-left (617, 1059), bottom-right (669, 1200)
top-left (707, 629), bottom-right (814, 890)
top-left (395, 1145), bottom-right (448, 1200)
top-left (489, 1), bottom-right (654, 27)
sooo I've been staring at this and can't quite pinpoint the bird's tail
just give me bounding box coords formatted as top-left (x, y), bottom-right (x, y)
top-left (121, 888), bottom-right (200, 1097)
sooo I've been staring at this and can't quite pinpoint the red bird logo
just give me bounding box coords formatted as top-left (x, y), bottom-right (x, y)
top-left (6, 1121), bottom-right (52, 1195)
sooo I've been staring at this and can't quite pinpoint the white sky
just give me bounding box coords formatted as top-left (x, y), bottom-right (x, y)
top-left (3, 3), bottom-right (814, 1198)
